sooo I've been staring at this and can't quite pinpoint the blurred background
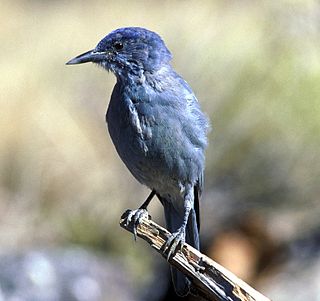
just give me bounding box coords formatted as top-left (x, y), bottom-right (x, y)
top-left (1, 0), bottom-right (320, 300)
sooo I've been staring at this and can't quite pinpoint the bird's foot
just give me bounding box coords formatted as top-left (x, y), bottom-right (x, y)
top-left (163, 228), bottom-right (186, 260)
top-left (125, 208), bottom-right (149, 241)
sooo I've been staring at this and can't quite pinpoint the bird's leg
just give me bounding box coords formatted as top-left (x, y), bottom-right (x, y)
top-left (139, 189), bottom-right (156, 210)
top-left (126, 189), bottom-right (156, 240)
top-left (163, 188), bottom-right (193, 260)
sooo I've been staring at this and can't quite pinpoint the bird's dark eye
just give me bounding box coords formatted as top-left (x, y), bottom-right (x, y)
top-left (113, 41), bottom-right (123, 50)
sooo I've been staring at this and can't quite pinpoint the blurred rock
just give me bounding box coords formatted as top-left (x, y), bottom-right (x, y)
top-left (204, 211), bottom-right (279, 283)
top-left (261, 228), bottom-right (320, 301)
top-left (0, 248), bottom-right (137, 301)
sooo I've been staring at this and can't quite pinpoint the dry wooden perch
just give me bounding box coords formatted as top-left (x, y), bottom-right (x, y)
top-left (120, 209), bottom-right (271, 301)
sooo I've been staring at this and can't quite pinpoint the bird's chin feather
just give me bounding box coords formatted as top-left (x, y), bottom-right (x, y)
top-left (94, 61), bottom-right (112, 73)
top-left (95, 59), bottom-right (137, 77)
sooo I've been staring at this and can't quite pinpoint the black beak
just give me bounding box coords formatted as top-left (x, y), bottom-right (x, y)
top-left (66, 50), bottom-right (106, 65)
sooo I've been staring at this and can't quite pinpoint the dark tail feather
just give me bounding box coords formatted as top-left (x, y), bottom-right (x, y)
top-left (160, 196), bottom-right (200, 296)
top-left (170, 266), bottom-right (190, 297)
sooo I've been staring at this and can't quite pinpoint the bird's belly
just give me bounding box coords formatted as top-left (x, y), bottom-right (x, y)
top-left (108, 122), bottom-right (192, 198)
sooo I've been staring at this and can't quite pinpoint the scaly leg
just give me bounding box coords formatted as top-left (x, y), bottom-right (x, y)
top-left (163, 186), bottom-right (194, 259)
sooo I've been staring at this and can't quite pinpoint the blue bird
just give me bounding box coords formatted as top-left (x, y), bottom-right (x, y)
top-left (67, 27), bottom-right (210, 297)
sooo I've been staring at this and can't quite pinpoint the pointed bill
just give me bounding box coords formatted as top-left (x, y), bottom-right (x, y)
top-left (66, 50), bottom-right (106, 65)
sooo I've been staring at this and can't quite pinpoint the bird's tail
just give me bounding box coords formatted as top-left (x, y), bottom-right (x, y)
top-left (160, 196), bottom-right (200, 297)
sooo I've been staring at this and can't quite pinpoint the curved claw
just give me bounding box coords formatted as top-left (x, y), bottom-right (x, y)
top-left (125, 209), bottom-right (149, 241)
top-left (163, 229), bottom-right (186, 260)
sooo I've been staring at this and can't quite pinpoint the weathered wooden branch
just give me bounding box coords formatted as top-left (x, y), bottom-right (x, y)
top-left (120, 209), bottom-right (271, 301)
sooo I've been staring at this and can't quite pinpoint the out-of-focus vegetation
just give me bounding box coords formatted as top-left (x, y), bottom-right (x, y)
top-left (1, 1), bottom-right (319, 300)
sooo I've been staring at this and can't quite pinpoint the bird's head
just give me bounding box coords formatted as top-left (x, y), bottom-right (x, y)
top-left (66, 27), bottom-right (172, 76)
